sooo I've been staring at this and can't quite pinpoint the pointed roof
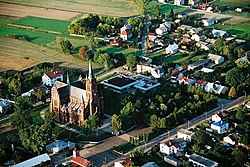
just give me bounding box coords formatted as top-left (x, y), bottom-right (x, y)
top-left (88, 61), bottom-right (94, 80)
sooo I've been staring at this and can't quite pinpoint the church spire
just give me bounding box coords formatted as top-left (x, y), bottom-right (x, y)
top-left (88, 60), bottom-right (94, 80)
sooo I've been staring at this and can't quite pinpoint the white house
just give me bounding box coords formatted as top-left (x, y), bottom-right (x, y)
top-left (188, 153), bottom-right (218, 167)
top-left (174, 0), bottom-right (185, 6)
top-left (120, 25), bottom-right (132, 33)
top-left (177, 128), bottom-right (194, 141)
top-left (114, 158), bottom-right (132, 167)
top-left (160, 141), bottom-right (181, 155)
top-left (137, 64), bottom-right (164, 78)
top-left (156, 22), bottom-right (171, 35)
top-left (212, 29), bottom-right (227, 37)
top-left (178, 77), bottom-right (196, 85)
top-left (202, 17), bottom-right (218, 26)
top-left (191, 34), bottom-right (207, 42)
top-left (211, 121), bottom-right (229, 134)
top-left (208, 53), bottom-right (224, 64)
top-left (223, 134), bottom-right (239, 145)
top-left (212, 113), bottom-right (222, 122)
top-left (158, 0), bottom-right (166, 3)
top-left (12, 153), bottom-right (51, 167)
top-left (120, 29), bottom-right (132, 41)
top-left (46, 140), bottom-right (75, 154)
top-left (42, 69), bottom-right (64, 87)
top-left (236, 56), bottom-right (249, 63)
top-left (188, 0), bottom-right (200, 6)
top-left (204, 82), bottom-right (228, 95)
top-left (0, 99), bottom-right (11, 113)
top-left (166, 43), bottom-right (179, 54)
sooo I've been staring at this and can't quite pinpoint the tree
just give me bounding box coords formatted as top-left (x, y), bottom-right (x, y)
top-left (11, 110), bottom-right (31, 130)
top-left (228, 86), bottom-right (236, 99)
top-left (151, 3), bottom-right (160, 18)
top-left (231, 147), bottom-right (247, 165)
top-left (14, 96), bottom-right (32, 112)
top-left (169, 9), bottom-right (174, 18)
top-left (120, 102), bottom-right (135, 115)
top-left (35, 89), bottom-right (46, 103)
top-left (236, 108), bottom-right (246, 121)
top-left (44, 110), bottom-right (55, 126)
top-left (126, 54), bottom-right (137, 70)
top-left (111, 114), bottom-right (122, 134)
top-left (19, 124), bottom-right (50, 155)
top-left (81, 115), bottom-right (99, 136)
top-left (225, 67), bottom-right (245, 87)
top-left (8, 78), bottom-right (22, 95)
top-left (85, 33), bottom-right (98, 51)
top-left (194, 129), bottom-right (206, 145)
top-left (78, 46), bottom-right (88, 60)
top-left (57, 37), bottom-right (74, 54)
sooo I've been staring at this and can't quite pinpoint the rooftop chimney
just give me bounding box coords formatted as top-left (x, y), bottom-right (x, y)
top-left (73, 148), bottom-right (78, 158)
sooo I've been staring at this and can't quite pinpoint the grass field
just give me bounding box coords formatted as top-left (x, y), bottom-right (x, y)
top-left (212, 0), bottom-right (250, 7)
top-left (149, 51), bottom-right (189, 64)
top-left (209, 23), bottom-right (250, 37)
top-left (12, 16), bottom-right (70, 33)
top-left (0, 37), bottom-right (101, 72)
top-left (1, 0), bottom-right (139, 17)
top-left (148, 2), bottom-right (187, 15)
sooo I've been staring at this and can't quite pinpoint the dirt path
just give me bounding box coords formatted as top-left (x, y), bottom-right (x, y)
top-left (0, 2), bottom-right (81, 20)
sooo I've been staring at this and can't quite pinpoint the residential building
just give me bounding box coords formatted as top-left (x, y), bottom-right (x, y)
top-left (202, 17), bottom-right (218, 26)
top-left (200, 67), bottom-right (214, 73)
top-left (164, 156), bottom-right (181, 167)
top-left (174, 0), bottom-right (185, 6)
top-left (212, 112), bottom-right (227, 122)
top-left (178, 77), bottom-right (196, 85)
top-left (110, 38), bottom-right (122, 46)
top-left (50, 61), bottom-right (103, 126)
top-left (177, 128), bottom-right (194, 141)
top-left (148, 33), bottom-right (157, 42)
top-left (236, 56), bottom-right (249, 63)
top-left (156, 22), bottom-right (171, 35)
top-left (71, 148), bottom-right (93, 167)
top-left (114, 158), bottom-right (132, 167)
top-left (177, 13), bottom-right (187, 20)
top-left (181, 34), bottom-right (191, 43)
top-left (0, 99), bottom-right (11, 113)
top-left (195, 80), bottom-right (207, 89)
top-left (137, 64), bottom-right (164, 78)
top-left (120, 29), bottom-right (132, 41)
top-left (211, 121), bottom-right (229, 134)
top-left (12, 153), bottom-right (51, 167)
top-left (166, 43), bottom-right (179, 54)
top-left (142, 162), bottom-right (159, 167)
top-left (42, 69), bottom-right (64, 87)
top-left (208, 53), bottom-right (224, 64)
top-left (188, 0), bottom-right (200, 6)
top-left (46, 140), bottom-right (75, 154)
top-left (188, 153), bottom-right (218, 167)
top-left (223, 134), bottom-right (239, 145)
top-left (160, 140), bottom-right (186, 155)
top-left (212, 29), bottom-right (227, 37)
top-left (191, 34), bottom-right (207, 42)
top-left (188, 59), bottom-right (208, 71)
top-left (178, 25), bottom-right (193, 32)
top-left (120, 25), bottom-right (132, 33)
top-left (204, 82), bottom-right (228, 94)
top-left (158, 0), bottom-right (166, 3)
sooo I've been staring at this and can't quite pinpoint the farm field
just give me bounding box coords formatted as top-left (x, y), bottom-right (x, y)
top-left (0, 37), bottom-right (102, 72)
top-left (0, 2), bottom-right (81, 20)
top-left (148, 2), bottom-right (187, 15)
top-left (211, 0), bottom-right (250, 7)
top-left (12, 16), bottom-right (70, 33)
top-left (0, 0), bottom-right (139, 17)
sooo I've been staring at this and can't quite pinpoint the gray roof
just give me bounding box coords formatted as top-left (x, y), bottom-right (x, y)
top-left (189, 153), bottom-right (218, 167)
top-left (12, 153), bottom-right (50, 167)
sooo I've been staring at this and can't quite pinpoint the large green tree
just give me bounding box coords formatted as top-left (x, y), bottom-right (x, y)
top-left (81, 115), bottom-right (99, 136)
top-left (14, 96), bottom-right (32, 112)
top-left (111, 114), bottom-right (122, 134)
top-left (57, 37), bottom-right (74, 54)
top-left (225, 67), bottom-right (245, 87)
top-left (11, 110), bottom-right (31, 130)
top-left (126, 54), bottom-right (137, 70)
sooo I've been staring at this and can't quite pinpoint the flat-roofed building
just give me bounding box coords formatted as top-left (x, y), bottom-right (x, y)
top-left (188, 153), bottom-right (218, 167)
top-left (177, 128), bottom-right (194, 141)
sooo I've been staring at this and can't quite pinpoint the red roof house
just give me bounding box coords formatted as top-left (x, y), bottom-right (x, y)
top-left (42, 69), bottom-right (64, 87)
top-left (120, 29), bottom-right (132, 41)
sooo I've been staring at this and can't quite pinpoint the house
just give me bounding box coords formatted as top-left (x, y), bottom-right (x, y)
top-left (177, 13), bottom-right (187, 20)
top-left (208, 53), bottom-right (224, 64)
top-left (164, 156), bottom-right (181, 167)
top-left (42, 69), bottom-right (64, 87)
top-left (223, 134), bottom-right (239, 145)
top-left (177, 128), bottom-right (194, 141)
top-left (0, 99), bottom-right (11, 113)
top-left (211, 121), bottom-right (229, 134)
top-left (21, 89), bottom-right (35, 97)
top-left (188, 0), bottom-right (200, 6)
top-left (160, 141), bottom-right (181, 155)
top-left (212, 29), bottom-right (227, 37)
top-left (158, 0), bottom-right (166, 2)
top-left (200, 67), bottom-right (214, 73)
top-left (46, 140), bottom-right (75, 154)
top-left (199, 4), bottom-right (207, 10)
top-left (182, 34), bottom-right (191, 43)
top-left (206, 6), bottom-right (214, 12)
top-left (120, 25), bottom-right (132, 33)
top-left (191, 34), bottom-right (207, 42)
top-left (114, 158), bottom-right (132, 167)
top-left (166, 43), bottom-right (179, 54)
top-left (178, 25), bottom-right (193, 32)
top-left (137, 64), bottom-right (164, 78)
top-left (178, 77), bottom-right (196, 85)
top-left (195, 80), bottom-right (207, 89)
top-left (110, 38), bottom-right (122, 46)
top-left (236, 56), bottom-right (250, 63)
top-left (188, 59), bottom-right (208, 71)
top-left (204, 82), bottom-right (228, 94)
top-left (142, 162), bottom-right (159, 167)
top-left (174, 0), bottom-right (185, 6)
top-left (12, 153), bottom-right (51, 167)
top-left (235, 8), bottom-right (242, 12)
top-left (71, 148), bottom-right (93, 167)
top-left (156, 22), bottom-right (171, 35)
top-left (120, 29), bottom-right (132, 41)
top-left (212, 112), bottom-right (227, 122)
top-left (190, 27), bottom-right (203, 35)
top-left (202, 17), bottom-right (218, 26)
top-left (148, 33), bottom-right (157, 42)
top-left (188, 153), bottom-right (218, 167)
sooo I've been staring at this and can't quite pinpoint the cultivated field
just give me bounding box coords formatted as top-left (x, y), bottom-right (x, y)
top-left (0, 37), bottom-right (101, 72)
top-left (0, 0), bottom-right (139, 17)
top-left (212, 0), bottom-right (250, 7)
top-left (0, 2), bottom-right (81, 20)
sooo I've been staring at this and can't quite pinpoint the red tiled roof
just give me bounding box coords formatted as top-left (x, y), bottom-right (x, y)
top-left (45, 69), bottom-right (63, 79)
top-left (148, 33), bottom-right (155, 36)
top-left (196, 80), bottom-right (206, 85)
top-left (121, 29), bottom-right (131, 35)
top-left (118, 158), bottom-right (132, 166)
top-left (184, 78), bottom-right (190, 82)
top-left (71, 156), bottom-right (90, 167)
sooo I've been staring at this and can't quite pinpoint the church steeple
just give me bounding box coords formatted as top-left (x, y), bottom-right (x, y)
top-left (88, 60), bottom-right (94, 80)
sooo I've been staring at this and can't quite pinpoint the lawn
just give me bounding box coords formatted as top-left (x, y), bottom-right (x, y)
top-left (1, 0), bottom-right (139, 17)
top-left (0, 18), bottom-right (13, 25)
top-left (211, 0), bottom-right (250, 7)
top-left (148, 2), bottom-right (187, 15)
top-left (0, 26), bottom-right (57, 44)
top-left (97, 45), bottom-right (141, 57)
top-left (114, 142), bottom-right (135, 153)
top-left (149, 51), bottom-right (189, 64)
top-left (12, 16), bottom-right (70, 33)
top-left (28, 105), bottom-right (48, 125)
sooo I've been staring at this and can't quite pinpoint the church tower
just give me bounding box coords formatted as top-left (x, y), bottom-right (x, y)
top-left (85, 61), bottom-right (102, 117)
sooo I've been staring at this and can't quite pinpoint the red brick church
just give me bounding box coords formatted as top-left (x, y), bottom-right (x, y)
top-left (50, 61), bottom-right (103, 125)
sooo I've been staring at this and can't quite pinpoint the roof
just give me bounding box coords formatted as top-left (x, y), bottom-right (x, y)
top-left (45, 69), bottom-right (64, 79)
top-left (227, 134), bottom-right (239, 142)
top-left (236, 56), bottom-right (249, 63)
top-left (141, 162), bottom-right (159, 167)
top-left (116, 158), bottom-right (132, 166)
top-left (189, 153), bottom-right (218, 167)
top-left (208, 53), bottom-right (223, 61)
top-left (0, 99), bottom-right (11, 107)
top-left (121, 29), bottom-right (131, 35)
top-left (12, 153), bottom-right (51, 167)
top-left (104, 76), bottom-right (136, 87)
top-left (212, 29), bottom-right (227, 36)
top-left (71, 156), bottom-right (90, 167)
top-left (163, 141), bottom-right (180, 148)
top-left (178, 128), bottom-right (194, 136)
top-left (212, 121), bottom-right (228, 127)
top-left (167, 43), bottom-right (178, 51)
